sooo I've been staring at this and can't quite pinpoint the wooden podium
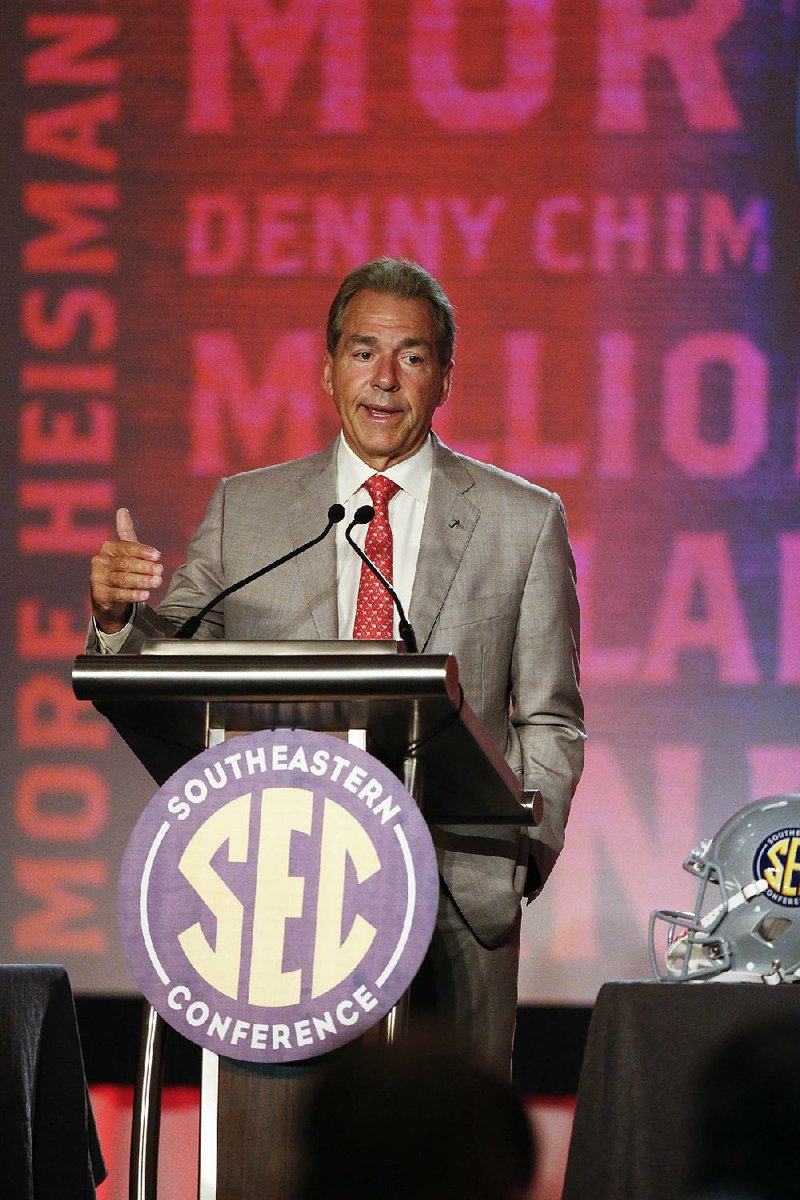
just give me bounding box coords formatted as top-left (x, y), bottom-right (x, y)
top-left (73, 641), bottom-right (535, 1200)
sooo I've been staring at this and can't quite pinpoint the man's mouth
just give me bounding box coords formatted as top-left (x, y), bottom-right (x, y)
top-left (362, 404), bottom-right (401, 420)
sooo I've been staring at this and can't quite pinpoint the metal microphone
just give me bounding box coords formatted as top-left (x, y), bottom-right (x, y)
top-left (174, 502), bottom-right (346, 639)
top-left (345, 506), bottom-right (418, 653)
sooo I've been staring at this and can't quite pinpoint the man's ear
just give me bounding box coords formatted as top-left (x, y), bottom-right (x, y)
top-left (436, 361), bottom-right (454, 408)
top-left (321, 352), bottom-right (333, 396)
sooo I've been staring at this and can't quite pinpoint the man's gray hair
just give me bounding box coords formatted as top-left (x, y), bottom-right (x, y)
top-left (326, 257), bottom-right (456, 366)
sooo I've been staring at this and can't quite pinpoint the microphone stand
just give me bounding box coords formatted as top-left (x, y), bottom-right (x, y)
top-left (174, 503), bottom-right (346, 639)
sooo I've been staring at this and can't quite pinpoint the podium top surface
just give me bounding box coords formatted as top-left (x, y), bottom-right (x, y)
top-left (73, 644), bottom-right (530, 824)
top-left (141, 638), bottom-right (405, 657)
top-left (74, 645), bottom-right (461, 705)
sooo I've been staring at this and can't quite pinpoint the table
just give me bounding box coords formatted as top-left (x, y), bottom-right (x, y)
top-left (0, 965), bottom-right (106, 1199)
top-left (562, 980), bottom-right (800, 1200)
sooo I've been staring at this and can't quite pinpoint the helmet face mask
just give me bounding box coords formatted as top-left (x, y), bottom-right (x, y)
top-left (649, 795), bottom-right (800, 984)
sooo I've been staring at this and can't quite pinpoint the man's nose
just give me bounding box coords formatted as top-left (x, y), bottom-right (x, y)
top-left (372, 354), bottom-right (399, 391)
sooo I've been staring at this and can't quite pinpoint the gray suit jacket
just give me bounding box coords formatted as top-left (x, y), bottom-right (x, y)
top-left (95, 436), bottom-right (585, 947)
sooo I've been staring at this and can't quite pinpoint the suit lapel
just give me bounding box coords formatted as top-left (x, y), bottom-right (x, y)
top-left (286, 441), bottom-right (339, 638)
top-left (410, 437), bottom-right (478, 651)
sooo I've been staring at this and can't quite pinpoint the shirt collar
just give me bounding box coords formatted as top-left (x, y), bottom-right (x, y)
top-left (336, 432), bottom-right (434, 505)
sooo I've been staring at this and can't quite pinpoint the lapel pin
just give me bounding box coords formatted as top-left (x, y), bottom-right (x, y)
top-left (449, 518), bottom-right (462, 529)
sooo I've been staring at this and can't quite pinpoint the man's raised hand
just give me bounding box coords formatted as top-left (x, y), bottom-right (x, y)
top-left (90, 507), bottom-right (163, 633)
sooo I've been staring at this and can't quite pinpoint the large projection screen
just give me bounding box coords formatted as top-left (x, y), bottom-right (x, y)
top-left (2, 0), bottom-right (799, 1003)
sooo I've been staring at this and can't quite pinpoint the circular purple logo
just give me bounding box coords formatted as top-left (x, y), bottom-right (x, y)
top-left (118, 729), bottom-right (439, 1062)
top-left (753, 827), bottom-right (800, 908)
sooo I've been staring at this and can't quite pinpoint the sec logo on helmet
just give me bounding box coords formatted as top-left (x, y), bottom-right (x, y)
top-left (753, 828), bottom-right (800, 907)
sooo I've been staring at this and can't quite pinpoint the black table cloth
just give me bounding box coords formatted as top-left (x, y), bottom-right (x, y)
top-left (0, 965), bottom-right (106, 1199)
top-left (562, 980), bottom-right (800, 1200)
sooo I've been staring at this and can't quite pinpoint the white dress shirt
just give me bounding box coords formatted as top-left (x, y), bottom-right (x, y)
top-left (96, 433), bottom-right (434, 647)
top-left (335, 433), bottom-right (433, 639)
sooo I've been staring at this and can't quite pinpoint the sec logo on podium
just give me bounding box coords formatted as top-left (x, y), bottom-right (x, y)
top-left (118, 729), bottom-right (439, 1062)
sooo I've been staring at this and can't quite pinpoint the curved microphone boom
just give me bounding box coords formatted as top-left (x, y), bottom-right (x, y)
top-left (174, 503), bottom-right (346, 639)
top-left (345, 505), bottom-right (418, 653)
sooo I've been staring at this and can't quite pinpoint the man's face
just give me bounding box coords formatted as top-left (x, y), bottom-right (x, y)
top-left (322, 289), bottom-right (453, 471)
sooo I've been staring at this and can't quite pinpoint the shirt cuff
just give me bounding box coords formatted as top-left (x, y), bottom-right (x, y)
top-left (93, 611), bottom-right (135, 653)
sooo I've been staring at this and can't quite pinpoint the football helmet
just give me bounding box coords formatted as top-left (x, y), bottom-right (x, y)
top-left (649, 794), bottom-right (800, 983)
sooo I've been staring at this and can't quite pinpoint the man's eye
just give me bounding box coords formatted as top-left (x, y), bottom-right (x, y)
top-left (353, 350), bottom-right (372, 361)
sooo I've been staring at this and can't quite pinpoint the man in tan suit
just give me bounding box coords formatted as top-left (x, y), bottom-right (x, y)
top-left (90, 258), bottom-right (585, 1075)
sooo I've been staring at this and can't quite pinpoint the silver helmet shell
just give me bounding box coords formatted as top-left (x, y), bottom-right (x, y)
top-left (649, 794), bottom-right (800, 983)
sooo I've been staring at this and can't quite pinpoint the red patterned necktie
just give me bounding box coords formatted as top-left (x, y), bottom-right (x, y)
top-left (352, 474), bottom-right (400, 640)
